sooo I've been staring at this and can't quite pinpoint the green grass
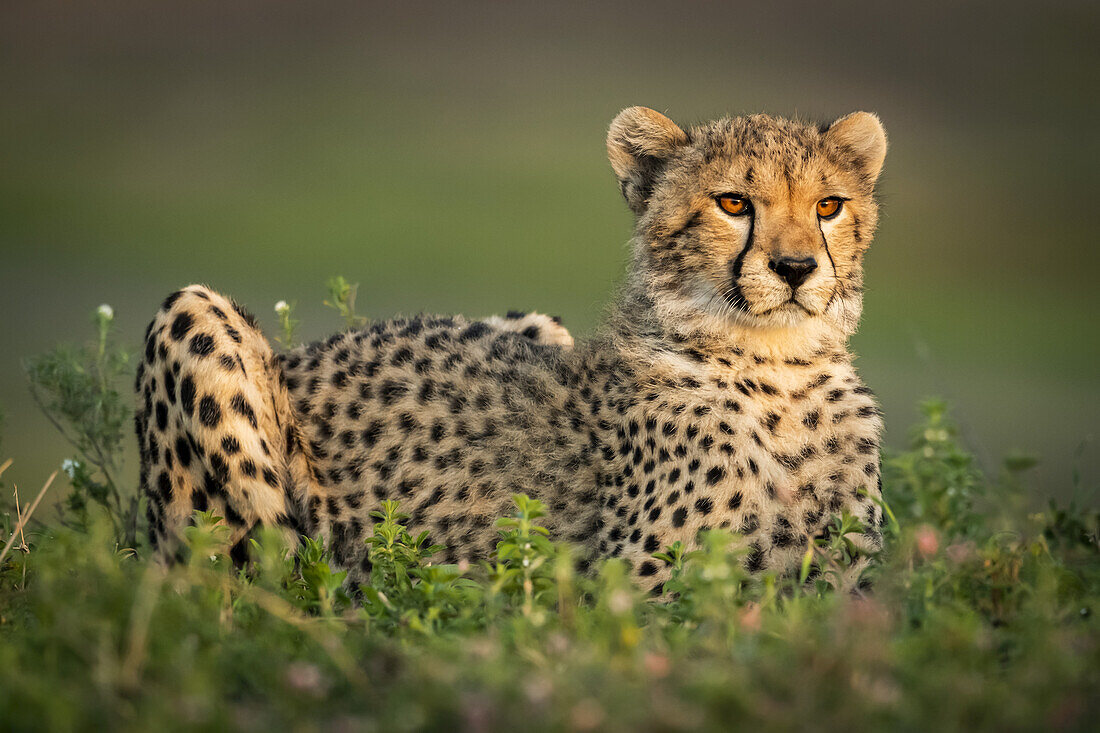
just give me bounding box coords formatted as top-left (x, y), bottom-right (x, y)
top-left (0, 303), bottom-right (1097, 732)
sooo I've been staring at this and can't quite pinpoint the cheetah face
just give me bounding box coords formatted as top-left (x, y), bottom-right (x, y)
top-left (608, 107), bottom-right (886, 335)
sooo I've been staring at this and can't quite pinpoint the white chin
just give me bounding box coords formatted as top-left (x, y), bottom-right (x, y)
top-left (727, 303), bottom-right (811, 329)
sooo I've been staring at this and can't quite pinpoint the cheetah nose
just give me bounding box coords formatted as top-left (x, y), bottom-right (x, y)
top-left (768, 256), bottom-right (817, 290)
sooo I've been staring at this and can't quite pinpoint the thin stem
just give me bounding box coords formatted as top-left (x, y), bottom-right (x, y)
top-left (0, 471), bottom-right (57, 566)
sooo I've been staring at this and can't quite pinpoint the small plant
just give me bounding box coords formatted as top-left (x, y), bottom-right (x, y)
top-left (488, 494), bottom-right (558, 622)
top-left (323, 275), bottom-right (368, 329)
top-left (273, 299), bottom-right (300, 347)
top-left (654, 530), bottom-right (761, 642)
top-left (295, 536), bottom-right (351, 617)
top-left (882, 399), bottom-right (985, 537)
top-left (808, 509), bottom-right (871, 592)
top-left (24, 304), bottom-right (138, 546)
top-left (359, 499), bottom-right (475, 633)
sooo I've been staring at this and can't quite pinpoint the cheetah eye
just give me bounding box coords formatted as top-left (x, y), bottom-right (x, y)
top-left (716, 194), bottom-right (752, 217)
top-left (816, 197), bottom-right (843, 219)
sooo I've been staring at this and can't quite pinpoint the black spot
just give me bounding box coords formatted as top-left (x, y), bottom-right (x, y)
top-left (745, 544), bottom-right (765, 572)
top-left (361, 420), bottom-right (384, 447)
top-left (221, 435), bottom-right (241, 454)
top-left (163, 369), bottom-right (177, 405)
top-left (319, 497), bottom-right (339, 520)
top-left (156, 471), bottom-right (171, 500)
top-left (189, 333), bottom-right (215, 357)
top-left (740, 514), bottom-right (759, 535)
top-left (161, 290), bottom-right (184, 311)
top-left (424, 332), bottom-right (450, 349)
top-left (705, 466), bottom-right (725, 485)
top-left (198, 396), bottom-right (222, 428)
top-left (521, 325), bottom-right (540, 340)
top-left (803, 410), bottom-right (820, 429)
top-left (856, 437), bottom-right (878, 455)
top-left (694, 497), bottom-right (714, 515)
top-left (728, 491), bottom-right (742, 510)
top-left (209, 452), bottom-right (230, 482)
top-left (262, 468), bottom-right (279, 488)
top-left (379, 379), bottom-right (409, 406)
top-left (169, 312), bottom-right (193, 341)
top-left (175, 437), bottom-right (192, 467)
top-left (180, 376), bottom-right (196, 416)
top-left (639, 561), bottom-right (658, 577)
top-left (155, 401), bottom-right (168, 431)
top-left (203, 470), bottom-right (224, 498)
top-left (672, 507), bottom-right (687, 527)
top-left (230, 393), bottom-right (258, 428)
top-left (771, 524), bottom-right (798, 548)
top-left (458, 322), bottom-right (490, 343)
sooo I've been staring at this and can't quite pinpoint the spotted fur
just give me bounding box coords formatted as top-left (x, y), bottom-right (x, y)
top-left (136, 107), bottom-right (888, 592)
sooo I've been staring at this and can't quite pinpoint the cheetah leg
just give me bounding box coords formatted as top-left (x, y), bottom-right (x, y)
top-left (136, 285), bottom-right (308, 563)
top-left (485, 311), bottom-right (574, 348)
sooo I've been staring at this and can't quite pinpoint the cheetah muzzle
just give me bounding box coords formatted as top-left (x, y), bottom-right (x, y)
top-left (135, 106), bottom-right (888, 594)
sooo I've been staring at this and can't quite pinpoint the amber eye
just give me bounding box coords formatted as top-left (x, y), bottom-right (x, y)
top-left (717, 194), bottom-right (751, 217)
top-left (816, 197), bottom-right (843, 219)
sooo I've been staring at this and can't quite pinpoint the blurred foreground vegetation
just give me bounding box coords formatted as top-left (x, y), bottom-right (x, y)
top-left (0, 301), bottom-right (1097, 732)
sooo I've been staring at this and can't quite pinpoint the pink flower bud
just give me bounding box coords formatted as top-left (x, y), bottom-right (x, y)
top-left (915, 525), bottom-right (939, 558)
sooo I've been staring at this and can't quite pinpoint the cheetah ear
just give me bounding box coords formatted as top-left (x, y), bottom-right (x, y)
top-left (607, 106), bottom-right (689, 215)
top-left (825, 112), bottom-right (887, 183)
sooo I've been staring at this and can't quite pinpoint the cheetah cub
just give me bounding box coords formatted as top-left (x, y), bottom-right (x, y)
top-left (136, 107), bottom-right (888, 593)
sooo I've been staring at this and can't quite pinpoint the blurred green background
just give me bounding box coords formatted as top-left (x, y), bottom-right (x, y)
top-left (1, 1), bottom-right (1096, 504)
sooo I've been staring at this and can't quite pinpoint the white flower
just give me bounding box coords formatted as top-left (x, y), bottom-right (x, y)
top-left (96, 304), bottom-right (114, 320)
top-left (62, 458), bottom-right (79, 478)
top-left (274, 300), bottom-right (290, 315)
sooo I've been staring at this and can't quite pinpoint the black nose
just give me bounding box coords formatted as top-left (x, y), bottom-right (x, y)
top-left (769, 256), bottom-right (817, 290)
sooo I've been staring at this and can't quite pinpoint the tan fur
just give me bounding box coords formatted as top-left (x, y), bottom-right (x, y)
top-left (136, 107), bottom-right (888, 592)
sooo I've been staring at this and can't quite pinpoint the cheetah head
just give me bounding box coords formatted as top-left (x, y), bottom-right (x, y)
top-left (608, 107), bottom-right (886, 338)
